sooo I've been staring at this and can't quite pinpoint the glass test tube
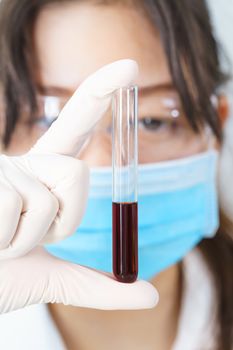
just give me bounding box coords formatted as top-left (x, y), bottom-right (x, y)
top-left (112, 86), bottom-right (138, 283)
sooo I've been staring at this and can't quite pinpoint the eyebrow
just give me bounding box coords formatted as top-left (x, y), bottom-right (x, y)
top-left (37, 81), bottom-right (175, 97)
top-left (139, 82), bottom-right (175, 95)
top-left (36, 84), bottom-right (74, 97)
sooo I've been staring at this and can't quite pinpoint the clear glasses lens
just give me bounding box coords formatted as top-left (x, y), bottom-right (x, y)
top-left (35, 95), bottom-right (67, 128)
top-left (33, 92), bottom-right (215, 163)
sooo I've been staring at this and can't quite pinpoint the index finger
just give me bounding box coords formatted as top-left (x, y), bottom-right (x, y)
top-left (29, 59), bottom-right (138, 157)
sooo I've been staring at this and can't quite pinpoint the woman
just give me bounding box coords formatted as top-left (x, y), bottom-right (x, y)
top-left (0, 0), bottom-right (232, 349)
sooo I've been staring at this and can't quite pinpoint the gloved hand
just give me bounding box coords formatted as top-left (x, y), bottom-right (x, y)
top-left (0, 59), bottom-right (159, 314)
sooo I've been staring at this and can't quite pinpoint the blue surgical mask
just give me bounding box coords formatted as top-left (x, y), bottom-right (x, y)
top-left (46, 150), bottom-right (219, 280)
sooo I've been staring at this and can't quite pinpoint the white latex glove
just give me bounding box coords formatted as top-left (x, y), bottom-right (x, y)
top-left (0, 59), bottom-right (159, 314)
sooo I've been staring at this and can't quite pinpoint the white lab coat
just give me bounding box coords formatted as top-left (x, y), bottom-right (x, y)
top-left (0, 249), bottom-right (217, 350)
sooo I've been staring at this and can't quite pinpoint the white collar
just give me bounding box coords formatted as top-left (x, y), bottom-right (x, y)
top-left (172, 249), bottom-right (217, 350)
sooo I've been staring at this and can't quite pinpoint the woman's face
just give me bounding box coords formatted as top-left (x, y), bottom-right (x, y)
top-left (6, 1), bottom-right (210, 164)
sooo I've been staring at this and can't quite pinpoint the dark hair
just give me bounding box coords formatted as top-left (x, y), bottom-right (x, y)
top-left (0, 0), bottom-right (232, 349)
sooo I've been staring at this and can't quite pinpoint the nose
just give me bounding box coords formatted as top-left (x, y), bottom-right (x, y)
top-left (79, 129), bottom-right (112, 167)
top-left (79, 107), bottom-right (112, 167)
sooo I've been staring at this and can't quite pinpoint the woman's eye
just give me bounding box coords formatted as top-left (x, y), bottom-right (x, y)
top-left (139, 117), bottom-right (169, 131)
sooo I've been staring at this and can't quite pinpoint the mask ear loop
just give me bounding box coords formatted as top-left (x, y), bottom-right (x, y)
top-left (204, 124), bottom-right (215, 149)
top-left (0, 140), bottom-right (3, 153)
top-left (204, 94), bottom-right (219, 150)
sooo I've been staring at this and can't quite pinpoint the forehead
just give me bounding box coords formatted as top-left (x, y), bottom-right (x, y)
top-left (33, 2), bottom-right (171, 91)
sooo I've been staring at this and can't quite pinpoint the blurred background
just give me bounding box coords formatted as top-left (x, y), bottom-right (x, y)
top-left (207, 0), bottom-right (233, 220)
top-left (208, 0), bottom-right (233, 88)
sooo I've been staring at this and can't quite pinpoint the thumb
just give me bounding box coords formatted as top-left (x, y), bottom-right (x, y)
top-left (47, 257), bottom-right (159, 311)
top-left (29, 59), bottom-right (138, 157)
